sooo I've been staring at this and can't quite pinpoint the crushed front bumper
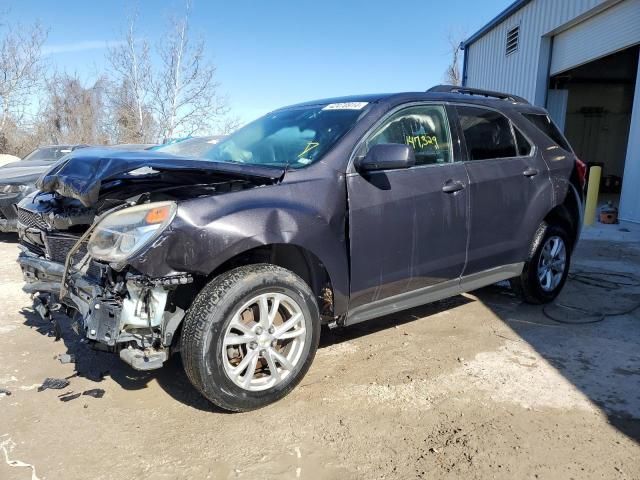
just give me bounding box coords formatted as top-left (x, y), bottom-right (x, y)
top-left (17, 249), bottom-right (190, 370)
top-left (18, 251), bottom-right (65, 295)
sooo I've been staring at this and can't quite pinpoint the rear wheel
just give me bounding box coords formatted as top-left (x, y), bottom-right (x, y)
top-left (511, 222), bottom-right (572, 304)
top-left (181, 264), bottom-right (320, 412)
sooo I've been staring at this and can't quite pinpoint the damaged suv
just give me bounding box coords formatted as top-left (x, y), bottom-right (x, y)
top-left (17, 86), bottom-right (584, 411)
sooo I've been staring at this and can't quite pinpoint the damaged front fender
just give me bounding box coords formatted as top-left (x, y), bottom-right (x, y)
top-left (126, 173), bottom-right (351, 315)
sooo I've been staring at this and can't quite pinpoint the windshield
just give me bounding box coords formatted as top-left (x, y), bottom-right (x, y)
top-left (157, 136), bottom-right (225, 158)
top-left (23, 146), bottom-right (73, 162)
top-left (156, 103), bottom-right (369, 168)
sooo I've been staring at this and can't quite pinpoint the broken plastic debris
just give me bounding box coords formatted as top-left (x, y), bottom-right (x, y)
top-left (59, 392), bottom-right (81, 402)
top-left (55, 353), bottom-right (76, 364)
top-left (37, 378), bottom-right (70, 392)
top-left (82, 388), bottom-right (105, 399)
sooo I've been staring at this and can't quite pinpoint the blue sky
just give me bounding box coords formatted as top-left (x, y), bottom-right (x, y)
top-left (4, 0), bottom-right (511, 124)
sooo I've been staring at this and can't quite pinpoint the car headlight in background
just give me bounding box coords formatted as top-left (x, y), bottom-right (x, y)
top-left (0, 184), bottom-right (28, 194)
top-left (87, 201), bottom-right (177, 265)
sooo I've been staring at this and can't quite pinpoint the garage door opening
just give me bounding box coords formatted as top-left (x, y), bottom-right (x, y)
top-left (549, 45), bottom-right (639, 213)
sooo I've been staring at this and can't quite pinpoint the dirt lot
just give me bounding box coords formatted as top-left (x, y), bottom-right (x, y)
top-left (1, 225), bottom-right (639, 480)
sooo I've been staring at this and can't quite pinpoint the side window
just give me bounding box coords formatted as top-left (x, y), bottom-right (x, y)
top-left (523, 113), bottom-right (572, 151)
top-left (514, 126), bottom-right (532, 156)
top-left (366, 105), bottom-right (452, 166)
top-left (456, 106), bottom-right (517, 160)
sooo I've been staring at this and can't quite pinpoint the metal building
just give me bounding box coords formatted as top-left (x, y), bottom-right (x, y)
top-left (462, 0), bottom-right (640, 223)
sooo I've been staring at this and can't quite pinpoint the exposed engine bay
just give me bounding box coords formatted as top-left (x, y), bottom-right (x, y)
top-left (17, 151), bottom-right (283, 370)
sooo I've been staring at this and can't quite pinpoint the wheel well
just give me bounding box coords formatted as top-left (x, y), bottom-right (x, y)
top-left (207, 244), bottom-right (334, 317)
top-left (544, 189), bottom-right (581, 248)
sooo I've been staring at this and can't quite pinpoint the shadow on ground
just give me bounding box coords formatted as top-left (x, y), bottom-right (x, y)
top-left (475, 235), bottom-right (640, 444)
top-left (20, 294), bottom-right (473, 414)
top-left (0, 232), bottom-right (18, 244)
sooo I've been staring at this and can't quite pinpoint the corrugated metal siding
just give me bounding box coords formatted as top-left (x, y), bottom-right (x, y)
top-left (465, 0), bottom-right (606, 103)
top-left (551, 0), bottom-right (640, 74)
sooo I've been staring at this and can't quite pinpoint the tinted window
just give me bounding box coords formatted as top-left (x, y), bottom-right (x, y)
top-left (366, 105), bottom-right (452, 166)
top-left (456, 106), bottom-right (517, 160)
top-left (514, 127), bottom-right (532, 156)
top-left (523, 113), bottom-right (572, 151)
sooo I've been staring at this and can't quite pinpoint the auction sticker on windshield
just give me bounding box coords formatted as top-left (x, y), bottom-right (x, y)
top-left (322, 102), bottom-right (368, 110)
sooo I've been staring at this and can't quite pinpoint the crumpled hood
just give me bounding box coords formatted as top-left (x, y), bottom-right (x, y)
top-left (37, 148), bottom-right (285, 207)
top-left (0, 160), bottom-right (55, 185)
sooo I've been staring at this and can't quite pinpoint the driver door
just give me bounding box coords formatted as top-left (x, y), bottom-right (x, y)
top-left (346, 104), bottom-right (469, 321)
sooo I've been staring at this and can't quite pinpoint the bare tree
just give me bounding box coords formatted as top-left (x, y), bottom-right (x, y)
top-left (40, 73), bottom-right (110, 145)
top-left (0, 21), bottom-right (47, 151)
top-left (151, 1), bottom-right (230, 142)
top-left (107, 14), bottom-right (155, 142)
top-left (444, 31), bottom-right (465, 86)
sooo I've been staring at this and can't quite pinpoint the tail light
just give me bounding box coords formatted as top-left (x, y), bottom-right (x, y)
top-left (575, 156), bottom-right (587, 190)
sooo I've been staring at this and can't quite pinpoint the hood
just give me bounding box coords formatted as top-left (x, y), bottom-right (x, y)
top-left (37, 148), bottom-right (285, 207)
top-left (0, 160), bottom-right (54, 185)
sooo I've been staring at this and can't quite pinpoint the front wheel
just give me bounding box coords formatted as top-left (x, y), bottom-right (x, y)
top-left (511, 222), bottom-right (572, 304)
top-left (181, 264), bottom-right (321, 412)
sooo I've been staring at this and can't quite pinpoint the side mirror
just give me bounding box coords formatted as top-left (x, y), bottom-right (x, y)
top-left (356, 144), bottom-right (416, 172)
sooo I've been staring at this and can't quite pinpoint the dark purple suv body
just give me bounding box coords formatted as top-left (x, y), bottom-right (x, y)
top-left (17, 86), bottom-right (584, 411)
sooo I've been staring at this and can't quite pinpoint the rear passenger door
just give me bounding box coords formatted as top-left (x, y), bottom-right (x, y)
top-left (455, 105), bottom-right (551, 276)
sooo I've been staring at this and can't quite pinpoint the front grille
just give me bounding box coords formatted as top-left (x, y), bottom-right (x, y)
top-left (20, 239), bottom-right (46, 257)
top-left (17, 207), bottom-right (49, 230)
top-left (43, 234), bottom-right (87, 264)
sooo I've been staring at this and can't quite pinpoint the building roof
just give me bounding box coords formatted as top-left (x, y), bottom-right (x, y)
top-left (462, 0), bottom-right (533, 49)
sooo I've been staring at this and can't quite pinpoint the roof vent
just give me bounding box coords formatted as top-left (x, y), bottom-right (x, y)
top-left (506, 25), bottom-right (519, 55)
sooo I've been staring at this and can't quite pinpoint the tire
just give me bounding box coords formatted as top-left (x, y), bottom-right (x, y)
top-left (510, 222), bottom-right (572, 304)
top-left (181, 264), bottom-right (320, 412)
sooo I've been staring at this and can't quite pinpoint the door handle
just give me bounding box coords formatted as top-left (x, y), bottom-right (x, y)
top-left (523, 167), bottom-right (539, 177)
top-left (442, 181), bottom-right (465, 193)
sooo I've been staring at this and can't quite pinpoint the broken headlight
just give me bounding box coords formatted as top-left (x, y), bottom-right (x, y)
top-left (87, 201), bottom-right (177, 264)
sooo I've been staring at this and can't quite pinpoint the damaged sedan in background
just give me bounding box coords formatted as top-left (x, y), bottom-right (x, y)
top-left (0, 144), bottom-right (90, 232)
top-left (16, 89), bottom-right (583, 412)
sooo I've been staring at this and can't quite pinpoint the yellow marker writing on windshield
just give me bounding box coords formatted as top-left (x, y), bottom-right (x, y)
top-left (298, 142), bottom-right (320, 158)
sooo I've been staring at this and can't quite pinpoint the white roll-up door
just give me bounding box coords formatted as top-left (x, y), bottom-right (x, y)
top-left (550, 0), bottom-right (640, 75)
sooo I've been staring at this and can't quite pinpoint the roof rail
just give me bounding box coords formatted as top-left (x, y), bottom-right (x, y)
top-left (427, 84), bottom-right (529, 105)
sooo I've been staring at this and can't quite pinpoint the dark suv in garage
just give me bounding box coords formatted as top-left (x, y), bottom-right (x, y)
top-left (17, 85), bottom-right (584, 411)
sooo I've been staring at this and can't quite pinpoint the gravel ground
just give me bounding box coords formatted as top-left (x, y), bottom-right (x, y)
top-left (1, 225), bottom-right (639, 480)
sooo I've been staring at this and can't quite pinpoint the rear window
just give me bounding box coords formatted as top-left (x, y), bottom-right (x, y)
top-left (523, 113), bottom-right (572, 151)
top-left (514, 127), bottom-right (532, 156)
top-left (456, 106), bottom-right (517, 160)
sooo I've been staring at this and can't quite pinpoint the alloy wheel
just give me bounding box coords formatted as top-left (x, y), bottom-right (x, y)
top-left (222, 293), bottom-right (307, 391)
top-left (537, 235), bottom-right (567, 292)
